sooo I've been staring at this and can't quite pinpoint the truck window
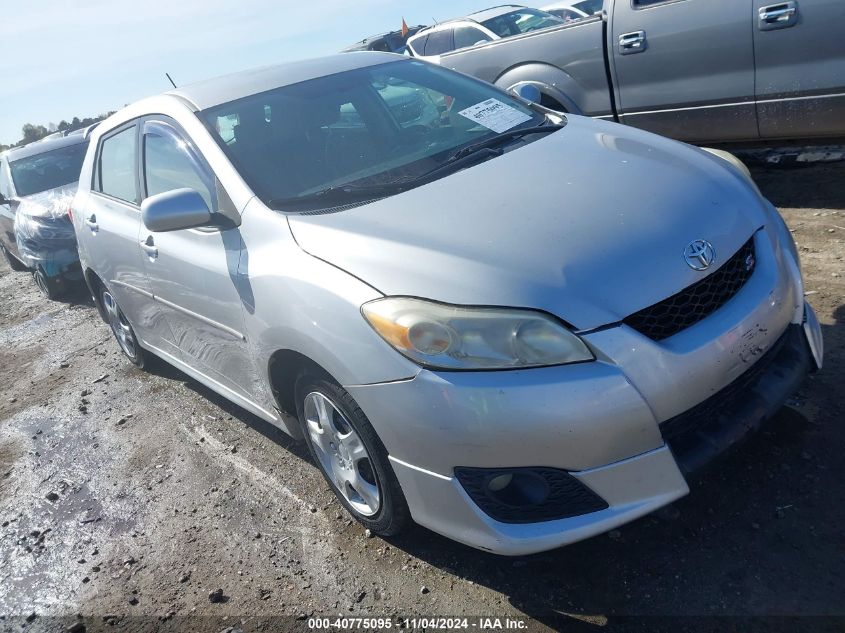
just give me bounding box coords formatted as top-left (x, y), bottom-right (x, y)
top-left (634, 0), bottom-right (675, 6)
top-left (453, 26), bottom-right (492, 50)
top-left (482, 9), bottom-right (562, 38)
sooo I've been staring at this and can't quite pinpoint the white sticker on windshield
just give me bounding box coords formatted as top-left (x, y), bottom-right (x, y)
top-left (457, 98), bottom-right (532, 133)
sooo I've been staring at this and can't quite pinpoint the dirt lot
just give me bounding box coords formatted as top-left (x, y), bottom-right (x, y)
top-left (0, 161), bottom-right (843, 633)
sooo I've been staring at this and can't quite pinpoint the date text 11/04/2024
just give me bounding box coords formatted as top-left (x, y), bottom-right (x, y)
top-left (307, 616), bottom-right (529, 630)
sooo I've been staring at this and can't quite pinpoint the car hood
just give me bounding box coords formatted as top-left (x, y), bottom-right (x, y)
top-left (287, 116), bottom-right (766, 330)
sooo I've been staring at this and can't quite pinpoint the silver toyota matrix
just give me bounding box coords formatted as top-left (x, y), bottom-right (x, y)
top-left (71, 53), bottom-right (823, 555)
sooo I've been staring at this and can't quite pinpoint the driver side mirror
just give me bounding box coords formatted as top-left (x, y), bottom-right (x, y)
top-left (141, 188), bottom-right (212, 232)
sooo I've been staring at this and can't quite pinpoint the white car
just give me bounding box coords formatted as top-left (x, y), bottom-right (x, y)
top-left (406, 5), bottom-right (563, 60)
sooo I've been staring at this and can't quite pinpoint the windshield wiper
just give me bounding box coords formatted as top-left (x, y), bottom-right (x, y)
top-left (450, 123), bottom-right (563, 160)
top-left (268, 182), bottom-right (405, 209)
top-left (270, 149), bottom-right (503, 210)
top-left (269, 124), bottom-right (563, 210)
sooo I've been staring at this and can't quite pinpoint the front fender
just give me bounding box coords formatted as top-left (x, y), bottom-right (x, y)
top-left (239, 201), bottom-right (421, 414)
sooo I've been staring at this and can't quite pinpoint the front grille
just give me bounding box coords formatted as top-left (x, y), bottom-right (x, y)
top-left (454, 467), bottom-right (608, 524)
top-left (623, 237), bottom-right (756, 340)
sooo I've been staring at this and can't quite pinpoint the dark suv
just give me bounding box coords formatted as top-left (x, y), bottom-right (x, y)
top-left (0, 133), bottom-right (90, 298)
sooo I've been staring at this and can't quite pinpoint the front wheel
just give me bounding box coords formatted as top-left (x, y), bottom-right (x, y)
top-left (33, 266), bottom-right (66, 300)
top-left (100, 287), bottom-right (151, 369)
top-left (295, 374), bottom-right (410, 536)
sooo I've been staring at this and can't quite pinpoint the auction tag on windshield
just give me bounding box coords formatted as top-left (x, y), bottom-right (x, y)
top-left (457, 98), bottom-right (532, 133)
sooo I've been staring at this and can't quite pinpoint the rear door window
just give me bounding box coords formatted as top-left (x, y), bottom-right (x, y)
top-left (97, 126), bottom-right (138, 204)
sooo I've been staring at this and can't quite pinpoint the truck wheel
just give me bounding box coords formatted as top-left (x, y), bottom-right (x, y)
top-left (100, 287), bottom-right (151, 369)
top-left (1, 243), bottom-right (29, 272)
top-left (295, 373), bottom-right (411, 536)
top-left (33, 266), bottom-right (65, 300)
top-left (540, 94), bottom-right (567, 112)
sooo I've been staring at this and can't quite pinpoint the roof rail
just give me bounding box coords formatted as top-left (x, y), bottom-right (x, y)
top-left (82, 122), bottom-right (101, 140)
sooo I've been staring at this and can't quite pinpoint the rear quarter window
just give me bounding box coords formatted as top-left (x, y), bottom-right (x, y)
top-left (424, 29), bottom-right (454, 56)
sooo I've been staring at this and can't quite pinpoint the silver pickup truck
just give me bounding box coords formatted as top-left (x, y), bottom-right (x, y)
top-left (407, 1), bottom-right (845, 143)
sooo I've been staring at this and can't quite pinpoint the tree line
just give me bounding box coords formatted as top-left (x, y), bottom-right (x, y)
top-left (1, 112), bottom-right (116, 152)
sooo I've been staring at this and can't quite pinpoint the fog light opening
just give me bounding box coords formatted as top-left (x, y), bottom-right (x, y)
top-left (485, 471), bottom-right (550, 507)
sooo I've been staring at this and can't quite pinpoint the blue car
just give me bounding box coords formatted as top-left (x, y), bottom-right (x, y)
top-left (0, 133), bottom-right (90, 298)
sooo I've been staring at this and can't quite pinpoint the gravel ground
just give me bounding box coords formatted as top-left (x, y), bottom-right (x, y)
top-left (0, 161), bottom-right (843, 633)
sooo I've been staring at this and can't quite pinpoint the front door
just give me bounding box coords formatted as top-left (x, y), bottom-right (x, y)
top-left (137, 117), bottom-right (253, 398)
top-left (752, 0), bottom-right (845, 139)
top-left (611, 0), bottom-right (757, 142)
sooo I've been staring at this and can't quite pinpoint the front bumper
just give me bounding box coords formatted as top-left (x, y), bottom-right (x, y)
top-left (345, 226), bottom-right (820, 555)
top-left (353, 314), bottom-right (817, 555)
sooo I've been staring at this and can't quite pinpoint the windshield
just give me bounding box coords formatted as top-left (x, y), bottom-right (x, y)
top-left (9, 142), bottom-right (88, 197)
top-left (481, 8), bottom-right (563, 38)
top-left (200, 60), bottom-right (547, 208)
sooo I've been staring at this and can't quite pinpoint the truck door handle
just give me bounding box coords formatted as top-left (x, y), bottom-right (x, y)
top-left (759, 1), bottom-right (798, 30)
top-left (619, 31), bottom-right (646, 55)
top-left (140, 236), bottom-right (158, 258)
top-left (85, 214), bottom-right (98, 231)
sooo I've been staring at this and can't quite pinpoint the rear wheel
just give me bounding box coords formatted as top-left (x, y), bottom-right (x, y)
top-left (33, 266), bottom-right (65, 300)
top-left (1, 243), bottom-right (29, 272)
top-left (100, 287), bottom-right (151, 369)
top-left (295, 374), bottom-right (410, 536)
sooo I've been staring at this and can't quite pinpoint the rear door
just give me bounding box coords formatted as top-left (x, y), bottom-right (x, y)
top-left (611, 0), bottom-right (758, 142)
top-left (84, 123), bottom-right (174, 355)
top-left (138, 117), bottom-right (253, 398)
top-left (752, 0), bottom-right (845, 139)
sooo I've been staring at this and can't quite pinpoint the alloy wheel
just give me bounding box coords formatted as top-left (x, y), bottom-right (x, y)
top-left (303, 391), bottom-right (381, 516)
top-left (102, 291), bottom-right (138, 360)
top-left (34, 270), bottom-right (49, 296)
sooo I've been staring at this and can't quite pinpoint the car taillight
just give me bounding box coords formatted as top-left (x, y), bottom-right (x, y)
top-left (67, 206), bottom-right (73, 222)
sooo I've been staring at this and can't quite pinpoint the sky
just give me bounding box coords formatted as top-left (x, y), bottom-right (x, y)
top-left (0, 0), bottom-right (507, 145)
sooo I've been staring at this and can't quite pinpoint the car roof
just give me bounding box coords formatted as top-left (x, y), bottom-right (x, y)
top-left (466, 4), bottom-right (527, 22)
top-left (408, 4), bottom-right (529, 36)
top-left (165, 52), bottom-right (403, 111)
top-left (341, 26), bottom-right (426, 52)
top-left (4, 133), bottom-right (88, 162)
top-left (542, 1), bottom-right (578, 8)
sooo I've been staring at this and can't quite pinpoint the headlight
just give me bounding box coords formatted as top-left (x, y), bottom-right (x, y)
top-left (362, 297), bottom-right (593, 370)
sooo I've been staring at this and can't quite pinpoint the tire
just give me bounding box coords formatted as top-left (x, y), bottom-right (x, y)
top-left (295, 373), bottom-right (411, 536)
top-left (33, 266), bottom-right (65, 300)
top-left (1, 243), bottom-right (29, 272)
top-left (99, 286), bottom-right (151, 369)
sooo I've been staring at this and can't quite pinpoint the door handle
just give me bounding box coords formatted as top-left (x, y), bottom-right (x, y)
top-left (759, 1), bottom-right (798, 30)
top-left (140, 236), bottom-right (158, 258)
top-left (619, 31), bottom-right (646, 55)
top-left (85, 214), bottom-right (98, 232)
